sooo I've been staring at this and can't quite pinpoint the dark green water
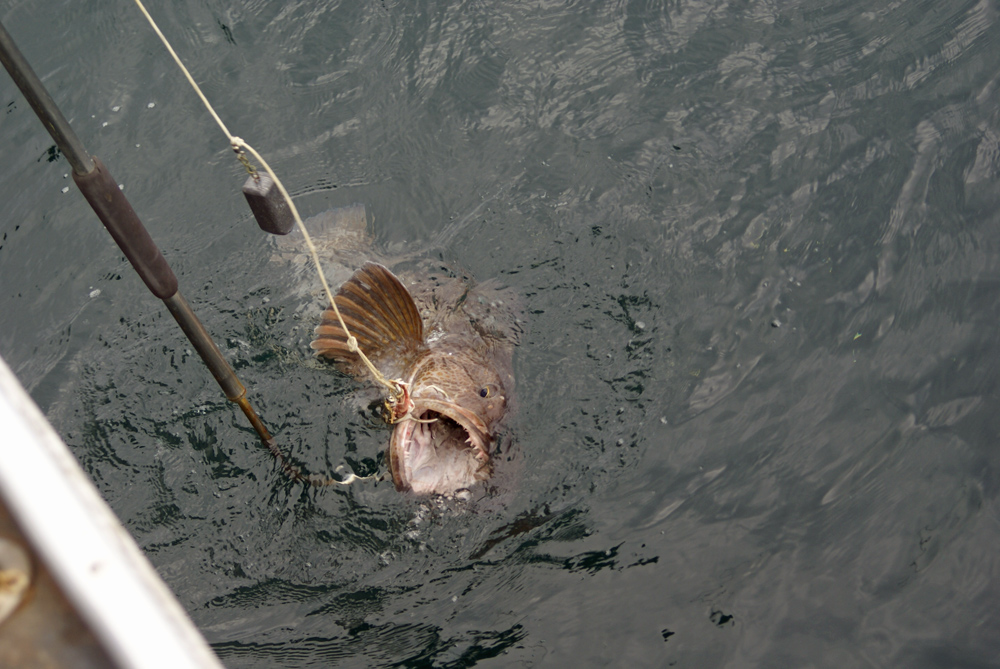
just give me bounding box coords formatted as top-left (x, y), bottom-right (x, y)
top-left (2, 0), bottom-right (999, 666)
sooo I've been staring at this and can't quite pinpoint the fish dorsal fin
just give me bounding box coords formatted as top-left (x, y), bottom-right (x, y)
top-left (311, 262), bottom-right (423, 369)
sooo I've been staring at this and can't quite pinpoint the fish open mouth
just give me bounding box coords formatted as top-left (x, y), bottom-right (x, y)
top-left (389, 402), bottom-right (492, 495)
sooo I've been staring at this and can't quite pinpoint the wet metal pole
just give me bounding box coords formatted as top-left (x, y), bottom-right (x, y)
top-left (0, 20), bottom-right (275, 448)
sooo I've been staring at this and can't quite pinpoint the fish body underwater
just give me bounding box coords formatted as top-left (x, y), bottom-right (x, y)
top-left (276, 205), bottom-right (522, 496)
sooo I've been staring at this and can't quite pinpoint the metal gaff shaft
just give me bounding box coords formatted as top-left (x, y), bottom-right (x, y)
top-left (0, 19), bottom-right (273, 447)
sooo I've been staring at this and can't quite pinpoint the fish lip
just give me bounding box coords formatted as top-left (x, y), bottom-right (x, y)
top-left (389, 398), bottom-right (492, 493)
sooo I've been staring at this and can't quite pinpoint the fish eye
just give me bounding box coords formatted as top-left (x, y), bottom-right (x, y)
top-left (479, 387), bottom-right (490, 398)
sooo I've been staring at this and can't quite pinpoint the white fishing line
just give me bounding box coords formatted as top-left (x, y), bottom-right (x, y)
top-left (131, 0), bottom-right (402, 400)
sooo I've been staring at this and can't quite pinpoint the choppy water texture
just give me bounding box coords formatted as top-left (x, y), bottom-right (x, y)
top-left (2, 0), bottom-right (1000, 666)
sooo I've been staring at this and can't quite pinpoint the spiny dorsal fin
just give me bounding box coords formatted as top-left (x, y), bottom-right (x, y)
top-left (311, 262), bottom-right (423, 371)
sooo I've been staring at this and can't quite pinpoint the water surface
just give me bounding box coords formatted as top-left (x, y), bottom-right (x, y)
top-left (1, 0), bottom-right (999, 666)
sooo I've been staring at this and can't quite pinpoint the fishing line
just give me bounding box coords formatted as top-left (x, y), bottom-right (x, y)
top-left (131, 0), bottom-right (404, 407)
top-left (131, 1), bottom-right (413, 486)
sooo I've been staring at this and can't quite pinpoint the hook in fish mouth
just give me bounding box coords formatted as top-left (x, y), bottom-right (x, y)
top-left (389, 399), bottom-right (491, 495)
top-left (307, 255), bottom-right (519, 496)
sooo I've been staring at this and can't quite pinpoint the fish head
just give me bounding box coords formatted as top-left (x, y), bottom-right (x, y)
top-left (390, 342), bottom-right (512, 495)
top-left (311, 259), bottom-right (519, 497)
